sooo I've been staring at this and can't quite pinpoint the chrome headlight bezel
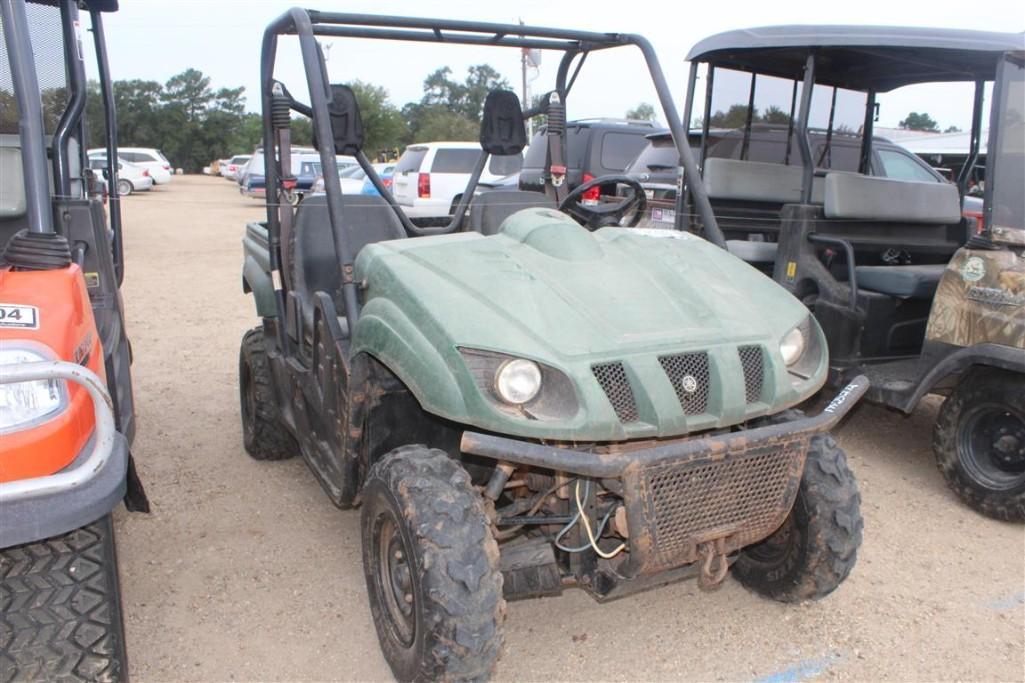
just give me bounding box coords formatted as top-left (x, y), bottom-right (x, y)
top-left (493, 358), bottom-right (543, 405)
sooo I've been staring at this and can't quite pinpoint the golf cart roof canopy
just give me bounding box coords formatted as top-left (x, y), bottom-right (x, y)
top-left (686, 25), bottom-right (1025, 91)
top-left (30, 0), bottom-right (118, 10)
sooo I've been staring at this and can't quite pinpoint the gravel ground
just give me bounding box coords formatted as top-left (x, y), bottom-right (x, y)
top-left (114, 176), bottom-right (1024, 682)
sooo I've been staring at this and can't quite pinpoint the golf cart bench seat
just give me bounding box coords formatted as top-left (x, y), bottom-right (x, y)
top-left (823, 173), bottom-right (961, 224)
top-left (293, 193), bottom-right (405, 328)
top-left (468, 189), bottom-right (556, 235)
top-left (704, 158), bottom-right (829, 204)
top-left (855, 263), bottom-right (946, 299)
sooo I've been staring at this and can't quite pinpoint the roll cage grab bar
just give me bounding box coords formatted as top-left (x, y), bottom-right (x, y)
top-left (259, 8), bottom-right (726, 349)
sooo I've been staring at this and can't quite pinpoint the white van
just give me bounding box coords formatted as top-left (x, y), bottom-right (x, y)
top-left (88, 147), bottom-right (172, 184)
top-left (391, 141), bottom-right (522, 221)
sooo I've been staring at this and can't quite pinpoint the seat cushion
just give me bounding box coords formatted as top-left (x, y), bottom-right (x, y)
top-left (726, 239), bottom-right (778, 263)
top-left (855, 264), bottom-right (946, 299)
top-left (824, 173), bottom-right (961, 224)
top-left (468, 189), bottom-right (555, 235)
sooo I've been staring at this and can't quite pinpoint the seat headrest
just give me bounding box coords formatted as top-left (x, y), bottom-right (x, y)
top-left (480, 90), bottom-right (527, 156)
top-left (315, 84), bottom-right (364, 156)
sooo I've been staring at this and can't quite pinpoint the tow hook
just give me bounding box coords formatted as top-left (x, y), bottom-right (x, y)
top-left (697, 538), bottom-right (729, 590)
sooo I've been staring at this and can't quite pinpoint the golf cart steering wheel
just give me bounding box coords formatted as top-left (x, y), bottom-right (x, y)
top-left (559, 174), bottom-right (647, 230)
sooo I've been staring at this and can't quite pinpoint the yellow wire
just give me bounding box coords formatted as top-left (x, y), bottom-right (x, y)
top-left (574, 480), bottom-right (625, 559)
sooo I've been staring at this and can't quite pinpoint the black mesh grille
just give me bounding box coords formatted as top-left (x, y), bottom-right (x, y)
top-left (0, 3), bottom-right (68, 135)
top-left (659, 352), bottom-right (710, 415)
top-left (738, 345), bottom-right (765, 404)
top-left (592, 362), bottom-right (638, 422)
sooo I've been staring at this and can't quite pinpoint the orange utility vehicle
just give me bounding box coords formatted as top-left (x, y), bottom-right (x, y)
top-left (1, 0), bottom-right (146, 678)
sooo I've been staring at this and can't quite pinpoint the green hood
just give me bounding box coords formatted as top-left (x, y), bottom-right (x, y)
top-left (354, 208), bottom-right (824, 441)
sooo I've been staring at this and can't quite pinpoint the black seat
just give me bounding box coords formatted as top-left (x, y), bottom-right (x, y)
top-left (854, 264), bottom-right (946, 299)
top-left (293, 193), bottom-right (405, 324)
top-left (468, 190), bottom-right (556, 235)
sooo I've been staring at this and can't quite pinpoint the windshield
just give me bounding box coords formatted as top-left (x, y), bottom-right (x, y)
top-left (987, 55), bottom-right (1025, 238)
top-left (627, 137), bottom-right (680, 174)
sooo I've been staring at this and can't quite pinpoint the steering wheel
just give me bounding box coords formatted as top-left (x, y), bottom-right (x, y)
top-left (558, 174), bottom-right (647, 230)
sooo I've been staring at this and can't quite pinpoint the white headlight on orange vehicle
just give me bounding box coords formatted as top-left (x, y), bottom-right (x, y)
top-left (0, 345), bottom-right (67, 433)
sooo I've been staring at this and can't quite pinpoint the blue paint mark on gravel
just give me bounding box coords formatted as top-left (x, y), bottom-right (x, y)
top-left (982, 591), bottom-right (1025, 612)
top-left (753, 652), bottom-right (843, 683)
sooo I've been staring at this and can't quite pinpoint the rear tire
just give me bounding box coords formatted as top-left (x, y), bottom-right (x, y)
top-left (934, 368), bottom-right (1025, 521)
top-left (361, 446), bottom-right (505, 682)
top-left (239, 327), bottom-right (297, 460)
top-left (116, 179), bottom-right (132, 197)
top-left (732, 433), bottom-right (863, 602)
top-left (0, 515), bottom-right (127, 682)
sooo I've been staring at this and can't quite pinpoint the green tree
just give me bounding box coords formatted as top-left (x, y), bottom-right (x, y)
top-left (944, 125), bottom-right (962, 133)
top-left (349, 80), bottom-right (405, 153)
top-left (761, 105), bottom-right (791, 125)
top-left (899, 112), bottom-right (940, 132)
top-left (413, 108), bottom-right (478, 143)
top-left (626, 103), bottom-right (656, 121)
top-left (709, 104), bottom-right (754, 129)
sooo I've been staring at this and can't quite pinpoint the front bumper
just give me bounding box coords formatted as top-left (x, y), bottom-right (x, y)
top-left (0, 362), bottom-right (128, 548)
top-left (462, 375), bottom-right (868, 576)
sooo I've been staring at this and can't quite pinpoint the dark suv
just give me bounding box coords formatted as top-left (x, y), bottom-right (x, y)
top-left (519, 118), bottom-right (664, 197)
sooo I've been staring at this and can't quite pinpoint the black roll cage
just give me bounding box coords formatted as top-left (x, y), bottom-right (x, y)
top-left (0, 0), bottom-right (124, 282)
top-left (683, 35), bottom-right (1020, 239)
top-left (259, 8), bottom-right (726, 354)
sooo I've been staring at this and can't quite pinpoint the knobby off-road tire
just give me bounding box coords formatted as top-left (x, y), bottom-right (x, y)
top-left (0, 515), bottom-right (127, 682)
top-left (733, 433), bottom-right (863, 602)
top-left (239, 327), bottom-right (298, 461)
top-left (934, 368), bottom-right (1025, 521)
top-left (361, 446), bottom-right (505, 682)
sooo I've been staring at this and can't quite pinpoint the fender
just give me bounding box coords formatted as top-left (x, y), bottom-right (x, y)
top-left (899, 342), bottom-right (1025, 413)
top-left (350, 297), bottom-right (467, 419)
top-left (242, 254), bottom-right (276, 317)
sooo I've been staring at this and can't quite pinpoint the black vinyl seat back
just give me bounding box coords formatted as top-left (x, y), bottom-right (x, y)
top-left (293, 194), bottom-right (405, 309)
top-left (469, 190), bottom-right (556, 235)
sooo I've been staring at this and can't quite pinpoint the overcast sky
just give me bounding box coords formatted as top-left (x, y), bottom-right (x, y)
top-left (85, 0), bottom-right (1024, 131)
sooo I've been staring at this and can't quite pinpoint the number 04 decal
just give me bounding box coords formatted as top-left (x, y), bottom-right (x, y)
top-left (0, 303), bottom-right (40, 329)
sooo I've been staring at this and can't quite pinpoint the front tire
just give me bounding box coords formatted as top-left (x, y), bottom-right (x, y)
top-left (239, 327), bottom-right (298, 461)
top-left (732, 433), bottom-right (863, 602)
top-left (934, 368), bottom-right (1025, 521)
top-left (116, 179), bottom-right (132, 197)
top-left (361, 446), bottom-right (505, 682)
top-left (0, 515), bottom-right (127, 682)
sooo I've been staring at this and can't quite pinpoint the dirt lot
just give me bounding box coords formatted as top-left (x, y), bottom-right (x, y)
top-left (114, 176), bottom-right (1024, 682)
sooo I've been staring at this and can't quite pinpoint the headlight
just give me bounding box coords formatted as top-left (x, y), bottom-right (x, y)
top-left (0, 345), bottom-right (67, 433)
top-left (494, 359), bottom-right (542, 405)
top-left (779, 326), bottom-right (806, 366)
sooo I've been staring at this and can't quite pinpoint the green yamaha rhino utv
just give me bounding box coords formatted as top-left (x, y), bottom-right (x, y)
top-left (681, 27), bottom-right (1024, 520)
top-left (239, 9), bottom-right (866, 680)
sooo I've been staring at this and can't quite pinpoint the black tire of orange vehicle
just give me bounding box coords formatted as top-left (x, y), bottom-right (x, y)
top-left (0, 514), bottom-right (127, 683)
top-left (361, 446), bottom-right (505, 682)
top-left (239, 327), bottom-right (298, 461)
top-left (732, 433), bottom-right (863, 602)
top-left (934, 368), bottom-right (1025, 522)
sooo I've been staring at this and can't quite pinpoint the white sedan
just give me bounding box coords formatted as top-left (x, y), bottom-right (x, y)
top-left (88, 158), bottom-right (154, 196)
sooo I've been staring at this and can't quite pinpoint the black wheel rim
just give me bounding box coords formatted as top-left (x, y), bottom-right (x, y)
top-left (957, 402), bottom-right (1025, 491)
top-left (374, 511), bottom-right (416, 648)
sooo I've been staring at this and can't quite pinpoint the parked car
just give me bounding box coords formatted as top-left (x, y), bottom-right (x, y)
top-left (88, 147), bottom-right (172, 184)
top-left (220, 154), bottom-right (251, 180)
top-left (391, 141), bottom-right (522, 223)
top-left (244, 151), bottom-right (354, 200)
top-left (87, 157), bottom-right (153, 196)
top-left (309, 162), bottom-right (374, 195)
top-left (519, 118), bottom-right (663, 202)
top-left (359, 163), bottom-right (396, 195)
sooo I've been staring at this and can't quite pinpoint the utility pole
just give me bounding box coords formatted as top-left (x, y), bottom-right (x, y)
top-left (520, 19), bottom-right (529, 137)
